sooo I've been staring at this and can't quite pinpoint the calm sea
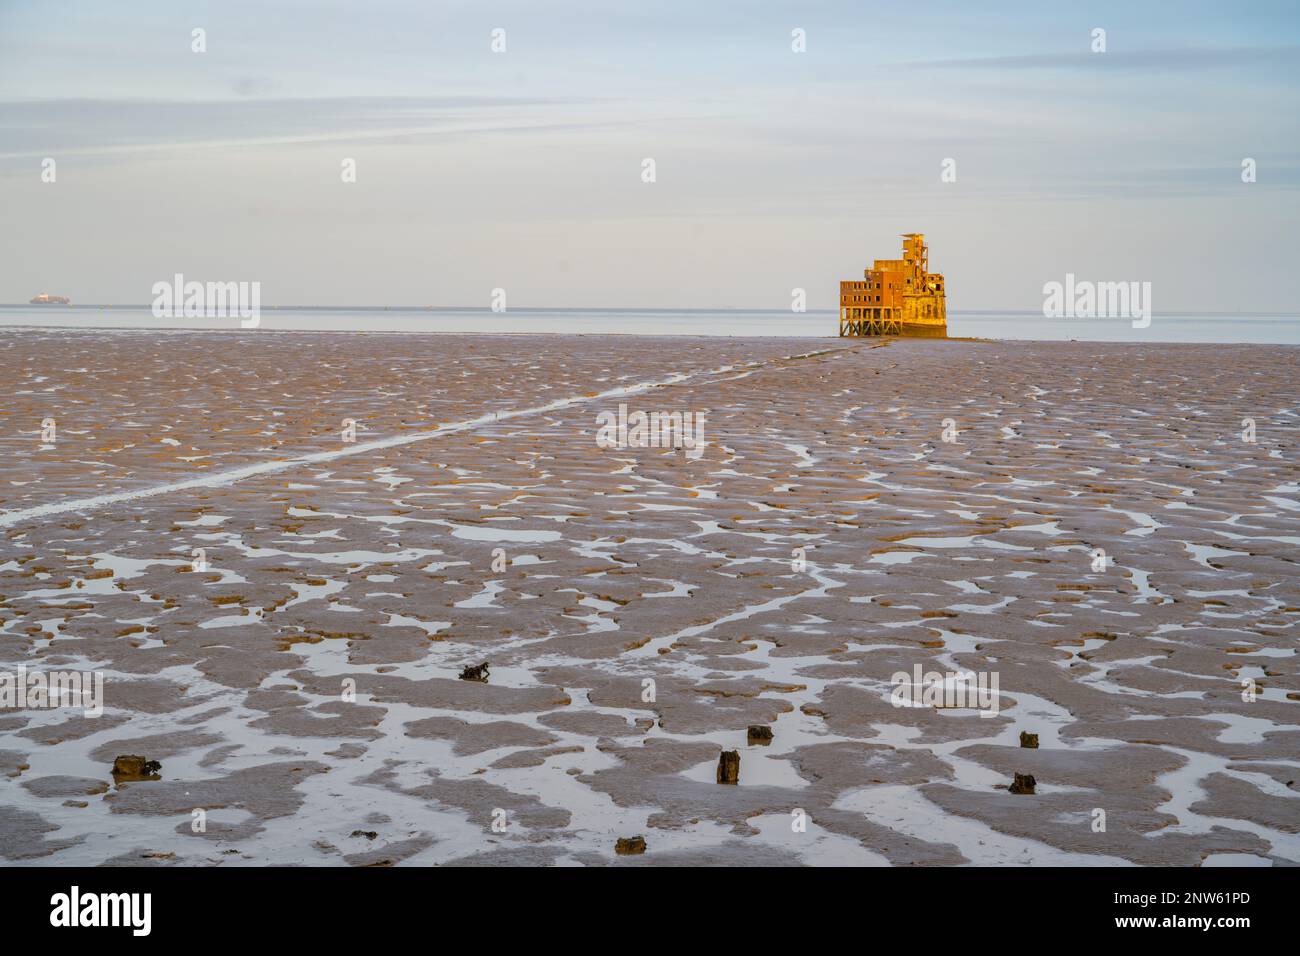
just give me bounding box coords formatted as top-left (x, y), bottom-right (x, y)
top-left (1, 306), bottom-right (1297, 344)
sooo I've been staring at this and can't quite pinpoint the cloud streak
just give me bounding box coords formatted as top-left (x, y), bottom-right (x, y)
top-left (0, 95), bottom-right (630, 160)
top-left (900, 45), bottom-right (1300, 71)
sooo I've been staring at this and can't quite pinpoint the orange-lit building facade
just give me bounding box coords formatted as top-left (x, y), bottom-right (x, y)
top-left (839, 234), bottom-right (946, 337)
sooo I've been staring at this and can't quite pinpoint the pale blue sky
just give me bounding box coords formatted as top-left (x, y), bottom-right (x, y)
top-left (1, 0), bottom-right (1297, 310)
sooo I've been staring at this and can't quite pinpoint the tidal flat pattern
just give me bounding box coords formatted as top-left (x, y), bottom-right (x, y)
top-left (1, 331), bottom-right (1297, 866)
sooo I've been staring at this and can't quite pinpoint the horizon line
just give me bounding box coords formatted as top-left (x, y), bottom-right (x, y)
top-left (4, 304), bottom-right (1299, 319)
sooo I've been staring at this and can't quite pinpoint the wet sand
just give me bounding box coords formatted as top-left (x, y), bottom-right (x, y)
top-left (1, 330), bottom-right (1297, 866)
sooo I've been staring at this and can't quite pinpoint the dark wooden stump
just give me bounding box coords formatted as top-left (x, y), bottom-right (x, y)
top-left (615, 836), bottom-right (647, 855)
top-left (458, 662), bottom-right (490, 682)
top-left (717, 750), bottom-right (740, 784)
top-left (111, 755), bottom-right (162, 780)
top-left (1009, 772), bottom-right (1036, 795)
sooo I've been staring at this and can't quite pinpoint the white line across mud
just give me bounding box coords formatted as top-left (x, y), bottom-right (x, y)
top-left (0, 344), bottom-right (860, 529)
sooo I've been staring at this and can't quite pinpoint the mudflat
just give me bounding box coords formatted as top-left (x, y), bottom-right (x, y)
top-left (1, 330), bottom-right (1296, 866)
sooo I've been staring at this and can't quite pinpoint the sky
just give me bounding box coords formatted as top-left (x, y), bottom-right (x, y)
top-left (1, 0), bottom-right (1298, 311)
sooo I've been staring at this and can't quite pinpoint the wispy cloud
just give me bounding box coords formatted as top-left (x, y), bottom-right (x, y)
top-left (900, 46), bottom-right (1300, 71)
top-left (0, 95), bottom-right (623, 160)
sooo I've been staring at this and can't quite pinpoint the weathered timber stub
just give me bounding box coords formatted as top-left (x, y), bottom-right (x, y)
top-left (111, 755), bottom-right (162, 780)
top-left (458, 662), bottom-right (490, 682)
top-left (1009, 772), bottom-right (1037, 795)
top-left (717, 750), bottom-right (740, 784)
top-left (615, 836), bottom-right (647, 855)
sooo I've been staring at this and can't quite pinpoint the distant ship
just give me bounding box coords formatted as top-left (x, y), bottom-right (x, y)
top-left (30, 293), bottom-right (71, 305)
